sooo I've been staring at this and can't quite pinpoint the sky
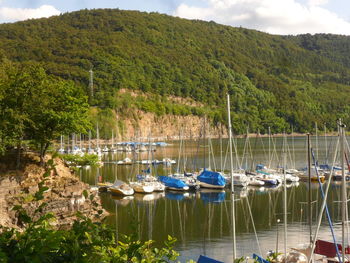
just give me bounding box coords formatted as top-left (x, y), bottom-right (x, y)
top-left (0, 0), bottom-right (349, 35)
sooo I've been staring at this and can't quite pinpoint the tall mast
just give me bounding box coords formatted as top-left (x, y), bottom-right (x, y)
top-left (203, 116), bottom-right (206, 169)
top-left (324, 124), bottom-right (328, 165)
top-left (268, 126), bottom-right (271, 168)
top-left (283, 133), bottom-right (287, 258)
top-left (315, 122), bottom-right (318, 163)
top-left (340, 119), bottom-right (346, 263)
top-left (307, 133), bottom-right (312, 244)
top-left (227, 94), bottom-right (236, 260)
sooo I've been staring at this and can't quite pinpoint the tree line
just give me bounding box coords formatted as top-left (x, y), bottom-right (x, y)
top-left (0, 9), bottom-right (350, 133)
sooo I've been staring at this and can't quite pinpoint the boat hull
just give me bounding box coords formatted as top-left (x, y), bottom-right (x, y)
top-left (199, 181), bottom-right (225, 189)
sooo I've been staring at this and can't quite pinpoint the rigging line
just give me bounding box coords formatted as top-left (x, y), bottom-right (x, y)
top-left (223, 138), bottom-right (230, 172)
top-left (209, 137), bottom-right (217, 172)
top-left (240, 133), bottom-right (248, 170)
top-left (258, 131), bottom-right (268, 165)
top-left (251, 131), bottom-right (259, 171)
top-left (308, 143), bottom-right (342, 263)
top-left (232, 129), bottom-right (240, 170)
top-left (246, 194), bottom-right (262, 256)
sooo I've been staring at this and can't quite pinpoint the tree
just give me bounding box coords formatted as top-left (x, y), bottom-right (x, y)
top-left (26, 72), bottom-right (90, 165)
top-left (0, 61), bottom-right (90, 165)
top-left (0, 60), bottom-right (35, 167)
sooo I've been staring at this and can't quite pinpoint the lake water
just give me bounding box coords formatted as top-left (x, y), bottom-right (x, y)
top-left (78, 135), bottom-right (350, 262)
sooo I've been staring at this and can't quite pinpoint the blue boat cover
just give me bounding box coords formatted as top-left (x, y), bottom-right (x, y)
top-left (197, 170), bottom-right (226, 187)
top-left (256, 164), bottom-right (265, 170)
top-left (159, 176), bottom-right (187, 189)
top-left (197, 255), bottom-right (224, 263)
top-left (253, 254), bottom-right (269, 263)
top-left (319, 164), bottom-right (330, 170)
top-left (201, 191), bottom-right (226, 203)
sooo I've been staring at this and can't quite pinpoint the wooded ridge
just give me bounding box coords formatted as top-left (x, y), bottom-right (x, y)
top-left (1, 8), bottom-right (350, 133)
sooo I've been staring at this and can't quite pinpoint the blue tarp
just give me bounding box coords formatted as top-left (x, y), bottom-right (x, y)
top-left (197, 170), bottom-right (226, 187)
top-left (200, 191), bottom-right (226, 203)
top-left (159, 176), bottom-right (188, 189)
top-left (256, 164), bottom-right (265, 170)
top-left (253, 254), bottom-right (269, 263)
top-left (197, 255), bottom-right (224, 263)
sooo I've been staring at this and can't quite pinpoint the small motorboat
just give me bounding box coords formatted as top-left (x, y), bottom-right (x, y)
top-left (109, 180), bottom-right (134, 196)
top-left (129, 181), bottom-right (154, 193)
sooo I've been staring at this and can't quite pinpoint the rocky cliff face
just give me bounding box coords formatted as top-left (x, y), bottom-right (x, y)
top-left (118, 110), bottom-right (227, 141)
top-left (0, 155), bottom-right (105, 229)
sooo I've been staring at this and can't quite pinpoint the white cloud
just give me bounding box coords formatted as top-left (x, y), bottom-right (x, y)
top-left (308, 0), bottom-right (328, 6)
top-left (0, 5), bottom-right (60, 23)
top-left (173, 0), bottom-right (350, 35)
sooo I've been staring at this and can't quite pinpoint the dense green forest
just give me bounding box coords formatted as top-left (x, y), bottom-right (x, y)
top-left (0, 8), bottom-right (350, 133)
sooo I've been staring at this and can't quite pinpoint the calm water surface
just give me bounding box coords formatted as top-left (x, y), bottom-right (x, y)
top-left (78, 136), bottom-right (350, 262)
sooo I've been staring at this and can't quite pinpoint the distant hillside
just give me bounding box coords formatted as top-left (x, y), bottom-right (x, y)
top-left (0, 9), bottom-right (350, 133)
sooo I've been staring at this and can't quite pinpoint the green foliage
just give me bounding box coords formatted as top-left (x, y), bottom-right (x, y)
top-left (266, 252), bottom-right (282, 263)
top-left (60, 153), bottom-right (100, 167)
top-left (0, 60), bottom-right (90, 159)
top-left (0, 212), bottom-right (180, 263)
top-left (1, 9), bottom-right (350, 132)
top-left (0, 156), bottom-right (181, 262)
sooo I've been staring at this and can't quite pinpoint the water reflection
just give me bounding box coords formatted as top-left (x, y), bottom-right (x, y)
top-left (200, 190), bottom-right (226, 203)
top-left (79, 136), bottom-right (350, 262)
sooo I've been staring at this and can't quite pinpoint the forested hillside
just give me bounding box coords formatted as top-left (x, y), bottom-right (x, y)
top-left (0, 8), bottom-right (349, 134)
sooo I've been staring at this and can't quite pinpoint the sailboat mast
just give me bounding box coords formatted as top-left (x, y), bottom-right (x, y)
top-left (268, 127), bottom-right (271, 168)
top-left (324, 124), bottom-right (328, 165)
top-left (283, 133), bottom-right (287, 258)
top-left (340, 119), bottom-right (346, 263)
top-left (204, 116), bottom-right (206, 169)
top-left (227, 94), bottom-right (236, 260)
top-left (315, 122), bottom-right (318, 162)
top-left (307, 133), bottom-right (312, 244)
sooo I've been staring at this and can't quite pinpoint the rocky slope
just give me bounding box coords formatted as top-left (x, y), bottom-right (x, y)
top-left (0, 154), bottom-right (105, 228)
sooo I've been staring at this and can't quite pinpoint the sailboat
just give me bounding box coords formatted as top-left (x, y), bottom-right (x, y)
top-left (197, 117), bottom-right (226, 189)
top-left (95, 124), bottom-right (102, 157)
top-left (169, 128), bottom-right (199, 190)
top-left (159, 175), bottom-right (189, 191)
top-left (128, 132), bottom-right (156, 194)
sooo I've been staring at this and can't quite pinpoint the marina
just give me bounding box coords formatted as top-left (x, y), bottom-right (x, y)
top-left (71, 134), bottom-right (350, 262)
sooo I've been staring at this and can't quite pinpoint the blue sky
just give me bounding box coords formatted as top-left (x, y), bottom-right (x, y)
top-left (0, 0), bottom-right (349, 35)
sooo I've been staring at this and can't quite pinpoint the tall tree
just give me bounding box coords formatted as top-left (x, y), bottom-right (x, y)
top-left (0, 61), bottom-right (90, 165)
top-left (26, 72), bottom-right (90, 165)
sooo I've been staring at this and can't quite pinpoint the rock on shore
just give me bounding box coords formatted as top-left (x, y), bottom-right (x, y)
top-left (0, 155), bottom-right (106, 228)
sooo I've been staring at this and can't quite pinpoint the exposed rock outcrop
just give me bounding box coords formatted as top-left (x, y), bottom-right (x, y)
top-left (0, 155), bottom-right (105, 229)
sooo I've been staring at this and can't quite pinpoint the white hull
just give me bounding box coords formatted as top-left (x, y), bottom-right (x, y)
top-left (167, 186), bottom-right (189, 191)
top-left (130, 183), bottom-right (154, 193)
top-left (109, 184), bottom-right (134, 196)
top-left (199, 182), bottom-right (225, 189)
